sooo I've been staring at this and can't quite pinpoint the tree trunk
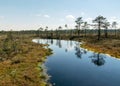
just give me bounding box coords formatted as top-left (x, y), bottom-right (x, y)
top-left (85, 29), bottom-right (87, 37)
top-left (105, 27), bottom-right (108, 38)
top-left (78, 24), bottom-right (81, 37)
top-left (115, 29), bottom-right (117, 38)
top-left (98, 22), bottom-right (101, 40)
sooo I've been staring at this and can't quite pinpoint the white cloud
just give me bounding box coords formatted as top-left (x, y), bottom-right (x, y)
top-left (66, 15), bottom-right (75, 21)
top-left (109, 16), bottom-right (117, 22)
top-left (85, 18), bottom-right (93, 23)
top-left (44, 15), bottom-right (50, 18)
top-left (108, 17), bottom-right (120, 28)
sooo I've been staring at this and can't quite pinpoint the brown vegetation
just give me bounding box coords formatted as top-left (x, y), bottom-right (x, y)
top-left (82, 37), bottom-right (120, 58)
top-left (0, 34), bottom-right (52, 86)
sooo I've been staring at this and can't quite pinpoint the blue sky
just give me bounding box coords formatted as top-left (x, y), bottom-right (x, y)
top-left (0, 0), bottom-right (120, 30)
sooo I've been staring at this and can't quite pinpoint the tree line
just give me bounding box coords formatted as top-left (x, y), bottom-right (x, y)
top-left (0, 15), bottom-right (120, 40)
top-left (34, 15), bottom-right (120, 40)
top-left (75, 15), bottom-right (118, 40)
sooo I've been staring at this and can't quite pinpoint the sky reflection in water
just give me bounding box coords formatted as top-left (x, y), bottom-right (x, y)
top-left (33, 39), bottom-right (120, 86)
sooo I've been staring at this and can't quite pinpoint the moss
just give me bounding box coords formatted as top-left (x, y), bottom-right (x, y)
top-left (81, 39), bottom-right (120, 58)
top-left (0, 35), bottom-right (52, 86)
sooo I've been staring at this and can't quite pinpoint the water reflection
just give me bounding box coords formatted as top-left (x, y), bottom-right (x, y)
top-left (37, 39), bottom-right (106, 66)
top-left (65, 40), bottom-right (74, 52)
top-left (75, 46), bottom-right (82, 58)
top-left (90, 53), bottom-right (106, 66)
top-left (70, 41), bottom-right (73, 47)
top-left (56, 40), bottom-right (62, 48)
top-left (50, 39), bottom-right (53, 45)
top-left (74, 42), bottom-right (87, 59)
top-left (33, 39), bottom-right (120, 86)
top-left (46, 39), bottom-right (49, 44)
top-left (37, 39), bottom-right (40, 44)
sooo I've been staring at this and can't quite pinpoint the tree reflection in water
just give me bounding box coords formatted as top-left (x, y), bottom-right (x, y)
top-left (70, 41), bottom-right (73, 47)
top-left (37, 39), bottom-right (40, 44)
top-left (90, 53), bottom-right (106, 66)
top-left (65, 40), bottom-right (69, 52)
top-left (74, 42), bottom-right (87, 59)
top-left (56, 39), bottom-right (62, 48)
top-left (50, 39), bottom-right (53, 45)
top-left (46, 39), bottom-right (49, 44)
top-left (37, 39), bottom-right (105, 67)
top-left (65, 40), bottom-right (75, 52)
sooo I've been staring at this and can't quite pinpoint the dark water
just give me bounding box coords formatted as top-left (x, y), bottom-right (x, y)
top-left (33, 39), bottom-right (120, 86)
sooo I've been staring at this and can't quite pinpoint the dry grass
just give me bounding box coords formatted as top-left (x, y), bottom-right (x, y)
top-left (0, 35), bottom-right (52, 86)
top-left (82, 38), bottom-right (120, 58)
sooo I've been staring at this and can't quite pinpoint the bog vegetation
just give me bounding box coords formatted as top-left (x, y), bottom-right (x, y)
top-left (0, 15), bottom-right (120, 85)
top-left (0, 32), bottom-right (52, 86)
top-left (1, 15), bottom-right (118, 58)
